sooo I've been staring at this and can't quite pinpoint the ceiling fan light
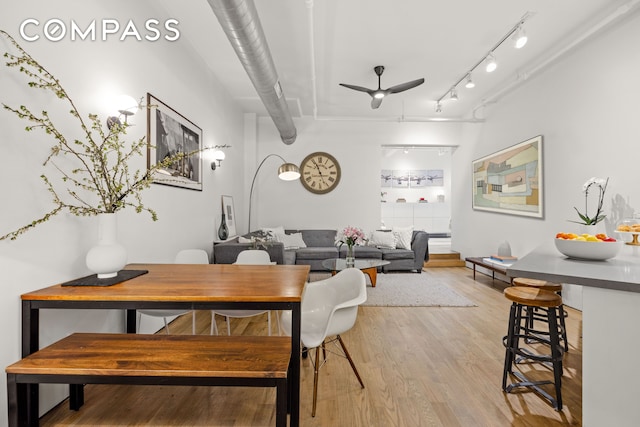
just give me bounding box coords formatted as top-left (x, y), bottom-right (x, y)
top-left (450, 88), bottom-right (458, 101)
top-left (373, 91), bottom-right (385, 99)
top-left (465, 74), bottom-right (475, 89)
top-left (513, 26), bottom-right (528, 49)
top-left (485, 53), bottom-right (497, 72)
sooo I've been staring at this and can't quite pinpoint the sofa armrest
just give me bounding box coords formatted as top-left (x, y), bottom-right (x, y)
top-left (411, 231), bottom-right (430, 266)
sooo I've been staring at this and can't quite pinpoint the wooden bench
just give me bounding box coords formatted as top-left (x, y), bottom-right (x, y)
top-left (6, 333), bottom-right (291, 427)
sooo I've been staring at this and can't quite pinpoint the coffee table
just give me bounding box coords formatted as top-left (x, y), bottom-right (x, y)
top-left (321, 258), bottom-right (390, 287)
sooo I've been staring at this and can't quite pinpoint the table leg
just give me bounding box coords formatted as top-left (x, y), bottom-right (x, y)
top-left (126, 309), bottom-right (137, 333)
top-left (361, 267), bottom-right (377, 287)
top-left (22, 301), bottom-right (39, 426)
top-left (289, 303), bottom-right (301, 427)
top-left (473, 264), bottom-right (477, 280)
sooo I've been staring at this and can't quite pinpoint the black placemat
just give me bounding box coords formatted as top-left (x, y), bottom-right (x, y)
top-left (61, 269), bottom-right (148, 287)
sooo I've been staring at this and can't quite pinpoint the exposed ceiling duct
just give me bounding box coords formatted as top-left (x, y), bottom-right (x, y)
top-left (207, 0), bottom-right (297, 145)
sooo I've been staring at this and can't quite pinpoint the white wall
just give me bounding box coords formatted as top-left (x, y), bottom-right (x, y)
top-left (251, 117), bottom-right (466, 234)
top-left (452, 9), bottom-right (640, 309)
top-left (0, 1), bottom-right (245, 419)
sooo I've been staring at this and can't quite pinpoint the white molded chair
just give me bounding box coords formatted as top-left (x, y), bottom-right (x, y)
top-left (138, 249), bottom-right (209, 334)
top-left (280, 268), bottom-right (367, 417)
top-left (211, 250), bottom-right (276, 335)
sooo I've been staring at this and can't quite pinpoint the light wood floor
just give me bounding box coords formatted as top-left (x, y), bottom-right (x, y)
top-left (40, 267), bottom-right (582, 426)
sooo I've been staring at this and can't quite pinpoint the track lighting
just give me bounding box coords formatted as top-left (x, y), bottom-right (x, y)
top-left (433, 12), bottom-right (533, 112)
top-left (485, 53), bottom-right (497, 72)
top-left (512, 25), bottom-right (527, 49)
top-left (465, 74), bottom-right (475, 89)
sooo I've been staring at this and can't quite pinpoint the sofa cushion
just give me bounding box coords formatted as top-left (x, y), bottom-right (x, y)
top-left (379, 248), bottom-right (414, 260)
top-left (300, 229), bottom-right (337, 247)
top-left (339, 245), bottom-right (382, 259)
top-left (295, 246), bottom-right (338, 260)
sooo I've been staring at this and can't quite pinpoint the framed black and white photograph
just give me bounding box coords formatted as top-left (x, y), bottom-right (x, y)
top-left (221, 195), bottom-right (237, 237)
top-left (380, 169), bottom-right (393, 187)
top-left (147, 93), bottom-right (203, 191)
top-left (391, 170), bottom-right (410, 188)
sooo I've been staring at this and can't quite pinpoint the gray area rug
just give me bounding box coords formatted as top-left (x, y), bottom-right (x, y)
top-left (309, 272), bottom-right (476, 307)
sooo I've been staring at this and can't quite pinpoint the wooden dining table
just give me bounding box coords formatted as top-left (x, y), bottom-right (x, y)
top-left (19, 263), bottom-right (310, 427)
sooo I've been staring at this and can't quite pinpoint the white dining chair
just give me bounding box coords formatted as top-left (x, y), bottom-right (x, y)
top-left (138, 249), bottom-right (209, 334)
top-left (211, 249), bottom-right (277, 335)
top-left (280, 268), bottom-right (367, 417)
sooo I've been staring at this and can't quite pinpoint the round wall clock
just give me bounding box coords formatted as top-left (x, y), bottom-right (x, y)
top-left (299, 151), bottom-right (341, 194)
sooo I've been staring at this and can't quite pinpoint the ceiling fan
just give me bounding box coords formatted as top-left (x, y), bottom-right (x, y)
top-left (339, 65), bottom-right (425, 109)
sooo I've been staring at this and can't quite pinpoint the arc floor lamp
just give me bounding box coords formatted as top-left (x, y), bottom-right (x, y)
top-left (248, 154), bottom-right (300, 231)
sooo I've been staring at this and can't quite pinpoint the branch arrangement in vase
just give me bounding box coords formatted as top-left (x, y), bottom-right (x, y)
top-left (0, 30), bottom-right (226, 241)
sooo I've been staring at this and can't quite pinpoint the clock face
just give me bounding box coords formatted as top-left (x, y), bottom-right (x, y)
top-left (300, 152), bottom-right (341, 194)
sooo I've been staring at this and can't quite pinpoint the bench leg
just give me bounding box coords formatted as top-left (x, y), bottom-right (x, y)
top-left (69, 384), bottom-right (84, 410)
top-left (275, 378), bottom-right (288, 427)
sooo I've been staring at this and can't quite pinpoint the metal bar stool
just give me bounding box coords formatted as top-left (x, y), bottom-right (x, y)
top-left (512, 277), bottom-right (569, 352)
top-left (502, 286), bottom-right (565, 410)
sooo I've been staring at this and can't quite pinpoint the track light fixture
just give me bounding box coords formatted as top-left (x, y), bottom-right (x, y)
top-left (433, 11), bottom-right (533, 113)
top-left (464, 74), bottom-right (475, 89)
top-left (485, 53), bottom-right (497, 72)
top-left (513, 25), bottom-right (527, 49)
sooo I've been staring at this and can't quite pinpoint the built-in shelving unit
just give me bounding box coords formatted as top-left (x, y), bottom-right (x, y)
top-left (381, 202), bottom-right (450, 234)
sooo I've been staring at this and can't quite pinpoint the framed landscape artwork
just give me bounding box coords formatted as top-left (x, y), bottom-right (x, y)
top-left (147, 93), bottom-right (203, 191)
top-left (472, 135), bottom-right (543, 218)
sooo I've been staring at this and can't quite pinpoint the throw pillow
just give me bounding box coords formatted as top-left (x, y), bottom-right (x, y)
top-left (393, 226), bottom-right (414, 250)
top-left (281, 232), bottom-right (307, 250)
top-left (367, 230), bottom-right (396, 249)
top-left (262, 226), bottom-right (285, 242)
top-left (238, 236), bottom-right (252, 244)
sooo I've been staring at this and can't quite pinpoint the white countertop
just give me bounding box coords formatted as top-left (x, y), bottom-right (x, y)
top-left (506, 241), bottom-right (640, 293)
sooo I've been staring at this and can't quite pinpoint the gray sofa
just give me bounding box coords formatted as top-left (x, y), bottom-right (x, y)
top-left (213, 229), bottom-right (429, 273)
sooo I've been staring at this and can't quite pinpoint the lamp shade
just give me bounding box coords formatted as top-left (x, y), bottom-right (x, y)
top-left (278, 163), bottom-right (301, 180)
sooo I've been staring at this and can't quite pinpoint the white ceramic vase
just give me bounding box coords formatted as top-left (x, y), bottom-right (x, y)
top-left (86, 213), bottom-right (127, 279)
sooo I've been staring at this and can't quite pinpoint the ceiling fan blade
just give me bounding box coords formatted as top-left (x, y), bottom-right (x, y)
top-left (371, 97), bottom-right (383, 109)
top-left (387, 78), bottom-right (425, 94)
top-left (339, 83), bottom-right (374, 94)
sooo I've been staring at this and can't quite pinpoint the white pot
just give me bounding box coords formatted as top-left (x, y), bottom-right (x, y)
top-left (86, 213), bottom-right (127, 279)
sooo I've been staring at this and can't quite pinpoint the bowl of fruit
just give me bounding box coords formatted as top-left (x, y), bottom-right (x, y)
top-left (554, 232), bottom-right (623, 261)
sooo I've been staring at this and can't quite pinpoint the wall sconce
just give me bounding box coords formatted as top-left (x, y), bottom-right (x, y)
top-left (106, 95), bottom-right (139, 129)
top-left (210, 150), bottom-right (226, 170)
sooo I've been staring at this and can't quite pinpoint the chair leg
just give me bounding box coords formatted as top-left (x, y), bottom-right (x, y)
top-left (210, 312), bottom-right (219, 335)
top-left (163, 317), bottom-right (170, 335)
top-left (336, 335), bottom-right (364, 389)
top-left (267, 312), bottom-right (272, 337)
top-left (192, 311), bottom-right (196, 335)
top-left (226, 317), bottom-right (231, 336)
top-left (312, 346), bottom-right (320, 417)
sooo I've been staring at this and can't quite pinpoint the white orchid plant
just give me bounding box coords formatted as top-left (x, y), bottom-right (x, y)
top-left (572, 177), bottom-right (609, 225)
